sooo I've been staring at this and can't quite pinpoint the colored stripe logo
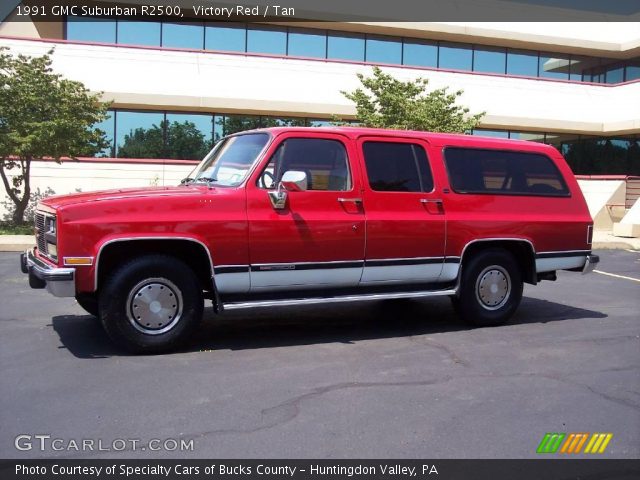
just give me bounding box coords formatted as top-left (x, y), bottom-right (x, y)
top-left (537, 433), bottom-right (612, 454)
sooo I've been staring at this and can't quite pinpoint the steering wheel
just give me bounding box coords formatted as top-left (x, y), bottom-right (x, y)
top-left (260, 170), bottom-right (276, 189)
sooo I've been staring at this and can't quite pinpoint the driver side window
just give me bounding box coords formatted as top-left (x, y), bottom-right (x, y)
top-left (258, 137), bottom-right (352, 191)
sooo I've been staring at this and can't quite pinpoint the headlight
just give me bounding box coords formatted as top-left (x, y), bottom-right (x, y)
top-left (47, 243), bottom-right (58, 259)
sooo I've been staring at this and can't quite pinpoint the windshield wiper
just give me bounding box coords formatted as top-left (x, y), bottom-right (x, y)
top-left (194, 176), bottom-right (217, 185)
top-left (180, 177), bottom-right (195, 185)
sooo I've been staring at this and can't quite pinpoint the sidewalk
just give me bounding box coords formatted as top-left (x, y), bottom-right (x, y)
top-left (1, 232), bottom-right (638, 252)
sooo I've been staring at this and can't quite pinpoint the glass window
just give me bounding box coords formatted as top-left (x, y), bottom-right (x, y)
top-left (539, 54), bottom-right (569, 80)
top-left (606, 63), bottom-right (625, 84)
top-left (192, 133), bottom-right (270, 187)
top-left (164, 113), bottom-right (213, 160)
top-left (213, 115), bottom-right (225, 144)
top-left (308, 119), bottom-right (332, 127)
top-left (327, 32), bottom-right (365, 62)
top-left (162, 22), bottom-right (203, 49)
top-left (444, 147), bottom-right (569, 196)
top-left (205, 23), bottom-right (246, 52)
top-left (626, 60), bottom-right (640, 81)
top-left (507, 49), bottom-right (538, 76)
top-left (438, 42), bottom-right (472, 71)
top-left (218, 115), bottom-right (262, 137)
top-left (93, 112), bottom-right (115, 157)
top-left (117, 21), bottom-right (161, 47)
top-left (260, 138), bottom-right (351, 191)
top-left (247, 26), bottom-right (286, 55)
top-left (472, 130), bottom-right (509, 139)
top-left (473, 46), bottom-right (506, 74)
top-left (66, 17), bottom-right (116, 43)
top-left (366, 36), bottom-right (402, 64)
top-left (402, 40), bottom-right (437, 68)
top-left (288, 28), bottom-right (326, 58)
top-left (115, 111), bottom-right (165, 158)
top-left (362, 142), bottom-right (433, 192)
top-left (509, 131), bottom-right (546, 143)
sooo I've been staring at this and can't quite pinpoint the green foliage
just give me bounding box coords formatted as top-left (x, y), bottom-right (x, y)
top-left (0, 47), bottom-right (110, 223)
top-left (217, 116), bottom-right (306, 140)
top-left (341, 66), bottom-right (484, 133)
top-left (1, 186), bottom-right (55, 223)
top-left (118, 120), bottom-right (211, 160)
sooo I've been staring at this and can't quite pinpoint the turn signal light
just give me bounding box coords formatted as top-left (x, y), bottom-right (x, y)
top-left (63, 257), bottom-right (94, 266)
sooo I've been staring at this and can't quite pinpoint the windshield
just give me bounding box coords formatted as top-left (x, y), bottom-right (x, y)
top-left (189, 133), bottom-right (270, 186)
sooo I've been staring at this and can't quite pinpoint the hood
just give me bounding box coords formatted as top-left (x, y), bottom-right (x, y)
top-left (40, 185), bottom-right (205, 210)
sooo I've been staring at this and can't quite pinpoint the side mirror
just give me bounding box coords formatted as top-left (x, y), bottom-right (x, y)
top-left (268, 171), bottom-right (308, 210)
top-left (281, 170), bottom-right (308, 192)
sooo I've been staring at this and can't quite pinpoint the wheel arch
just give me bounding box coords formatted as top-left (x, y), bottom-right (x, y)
top-left (94, 237), bottom-right (214, 293)
top-left (458, 238), bottom-right (537, 286)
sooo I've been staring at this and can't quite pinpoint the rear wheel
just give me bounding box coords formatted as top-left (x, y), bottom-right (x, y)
top-left (99, 255), bottom-right (203, 353)
top-left (452, 249), bottom-right (523, 327)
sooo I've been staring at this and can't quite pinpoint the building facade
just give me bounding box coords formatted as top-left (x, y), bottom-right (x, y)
top-left (0, 4), bottom-right (639, 212)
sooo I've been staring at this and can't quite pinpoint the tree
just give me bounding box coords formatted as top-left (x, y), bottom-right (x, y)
top-left (117, 120), bottom-right (211, 160)
top-left (341, 66), bottom-right (484, 133)
top-left (0, 47), bottom-right (110, 224)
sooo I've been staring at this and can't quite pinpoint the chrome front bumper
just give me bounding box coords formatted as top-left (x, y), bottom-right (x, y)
top-left (20, 249), bottom-right (76, 297)
top-left (582, 254), bottom-right (600, 274)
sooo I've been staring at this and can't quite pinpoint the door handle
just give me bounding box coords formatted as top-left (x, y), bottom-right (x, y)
top-left (338, 198), bottom-right (363, 204)
top-left (420, 199), bottom-right (443, 204)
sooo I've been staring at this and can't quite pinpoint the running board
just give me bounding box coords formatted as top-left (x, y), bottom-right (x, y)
top-left (222, 288), bottom-right (457, 311)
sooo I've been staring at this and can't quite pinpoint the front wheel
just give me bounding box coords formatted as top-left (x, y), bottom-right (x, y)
top-left (99, 255), bottom-right (204, 353)
top-left (75, 293), bottom-right (99, 317)
top-left (452, 249), bottom-right (523, 327)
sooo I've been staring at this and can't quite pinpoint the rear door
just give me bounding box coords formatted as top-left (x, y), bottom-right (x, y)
top-left (356, 136), bottom-right (446, 284)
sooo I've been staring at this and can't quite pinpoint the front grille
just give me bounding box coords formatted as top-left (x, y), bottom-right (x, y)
top-left (35, 212), bottom-right (47, 254)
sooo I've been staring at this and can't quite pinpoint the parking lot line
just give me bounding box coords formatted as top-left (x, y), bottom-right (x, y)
top-left (594, 270), bottom-right (640, 283)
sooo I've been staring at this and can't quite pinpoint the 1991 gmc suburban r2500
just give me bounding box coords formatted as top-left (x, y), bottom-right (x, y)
top-left (20, 127), bottom-right (599, 353)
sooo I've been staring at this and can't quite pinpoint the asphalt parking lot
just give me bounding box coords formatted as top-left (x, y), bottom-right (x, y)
top-left (1, 250), bottom-right (638, 459)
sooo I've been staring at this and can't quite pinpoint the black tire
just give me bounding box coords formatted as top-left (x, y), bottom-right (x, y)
top-left (75, 293), bottom-right (99, 317)
top-left (99, 255), bottom-right (204, 354)
top-left (452, 248), bottom-right (523, 327)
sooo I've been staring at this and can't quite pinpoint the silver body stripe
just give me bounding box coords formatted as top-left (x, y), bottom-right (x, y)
top-left (536, 255), bottom-right (587, 273)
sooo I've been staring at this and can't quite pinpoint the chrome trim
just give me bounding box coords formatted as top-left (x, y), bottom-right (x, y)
top-left (94, 237), bottom-right (215, 291)
top-left (587, 225), bottom-right (593, 245)
top-left (24, 248), bottom-right (75, 297)
top-left (337, 197), bottom-right (363, 204)
top-left (419, 198), bottom-right (443, 204)
top-left (582, 254), bottom-right (600, 275)
top-left (223, 288), bottom-right (457, 310)
top-left (535, 249), bottom-right (592, 257)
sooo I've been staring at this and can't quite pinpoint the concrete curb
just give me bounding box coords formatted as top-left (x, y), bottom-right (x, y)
top-left (0, 236), bottom-right (35, 252)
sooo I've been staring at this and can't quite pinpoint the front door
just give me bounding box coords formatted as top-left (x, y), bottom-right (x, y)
top-left (246, 133), bottom-right (365, 291)
top-left (356, 136), bottom-right (446, 284)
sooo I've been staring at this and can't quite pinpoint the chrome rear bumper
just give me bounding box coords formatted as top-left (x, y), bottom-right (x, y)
top-left (582, 254), bottom-right (600, 275)
top-left (20, 249), bottom-right (76, 297)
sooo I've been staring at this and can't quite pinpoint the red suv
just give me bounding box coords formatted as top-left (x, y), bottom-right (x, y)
top-left (20, 127), bottom-right (598, 353)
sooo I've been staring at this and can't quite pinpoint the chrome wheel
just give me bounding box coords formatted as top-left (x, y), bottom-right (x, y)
top-left (475, 265), bottom-right (511, 311)
top-left (126, 278), bottom-right (183, 335)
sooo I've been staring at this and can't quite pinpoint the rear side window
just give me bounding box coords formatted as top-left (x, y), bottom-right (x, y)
top-left (362, 141), bottom-right (434, 192)
top-left (443, 147), bottom-right (570, 196)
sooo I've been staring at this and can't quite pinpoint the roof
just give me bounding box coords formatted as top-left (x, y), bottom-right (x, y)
top-left (244, 126), bottom-right (558, 153)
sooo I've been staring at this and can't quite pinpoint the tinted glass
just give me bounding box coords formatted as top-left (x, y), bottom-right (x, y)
top-left (606, 64), bottom-right (625, 84)
top-left (218, 115), bottom-right (262, 136)
top-left (308, 119), bottom-right (332, 127)
top-left (626, 60), bottom-right (640, 81)
top-left (162, 22), bottom-right (203, 49)
top-left (327, 33), bottom-right (365, 61)
top-left (539, 55), bottom-right (569, 80)
top-left (116, 111), bottom-right (165, 158)
top-left (568, 55), bottom-right (593, 81)
top-left (261, 138), bottom-right (351, 191)
top-left (247, 26), bottom-right (286, 55)
top-left (288, 29), bottom-right (326, 58)
top-left (509, 131), bottom-right (546, 142)
top-left (205, 23), bottom-right (246, 52)
top-left (473, 46), bottom-right (506, 74)
top-left (444, 148), bottom-right (569, 196)
top-left (93, 112), bottom-right (115, 157)
top-left (438, 43), bottom-right (472, 70)
top-left (366, 36), bottom-right (402, 64)
top-left (66, 17), bottom-right (116, 43)
top-left (473, 129), bottom-right (509, 139)
top-left (402, 40), bottom-right (438, 67)
top-left (507, 49), bottom-right (538, 76)
top-left (117, 21), bottom-right (161, 47)
top-left (165, 113), bottom-right (213, 159)
top-left (363, 142), bottom-right (433, 192)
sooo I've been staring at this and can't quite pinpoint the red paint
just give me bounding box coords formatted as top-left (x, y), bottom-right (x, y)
top-left (36, 126), bottom-right (593, 294)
